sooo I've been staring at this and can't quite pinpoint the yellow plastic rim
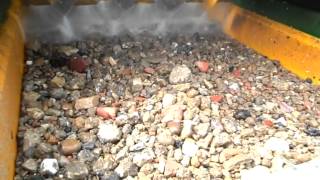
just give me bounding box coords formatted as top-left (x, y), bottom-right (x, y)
top-left (0, 0), bottom-right (24, 179)
top-left (206, 1), bottom-right (320, 84)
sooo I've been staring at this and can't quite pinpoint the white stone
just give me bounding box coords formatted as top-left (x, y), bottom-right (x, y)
top-left (181, 156), bottom-right (190, 167)
top-left (132, 78), bottom-right (143, 92)
top-left (133, 148), bottom-right (155, 167)
top-left (212, 132), bottom-right (232, 147)
top-left (97, 123), bottom-right (122, 143)
top-left (158, 158), bottom-right (166, 173)
top-left (264, 137), bottom-right (289, 153)
top-left (169, 65), bottom-right (192, 84)
top-left (181, 120), bottom-right (193, 139)
top-left (194, 123), bottom-right (210, 137)
top-left (22, 159), bottom-right (38, 172)
top-left (211, 103), bottom-right (220, 117)
top-left (108, 56), bottom-right (117, 66)
top-left (59, 46), bottom-right (79, 56)
top-left (257, 146), bottom-right (270, 158)
top-left (241, 165), bottom-right (271, 180)
top-left (162, 93), bottom-right (176, 108)
top-left (264, 102), bottom-right (277, 111)
top-left (182, 139), bottom-right (199, 157)
top-left (174, 149), bottom-right (183, 161)
top-left (115, 158), bottom-right (137, 178)
top-left (271, 156), bottom-right (286, 171)
top-left (275, 117), bottom-right (287, 127)
top-left (157, 129), bottom-right (174, 145)
top-left (40, 159), bottom-right (59, 175)
top-left (242, 158), bottom-right (320, 180)
top-left (229, 83), bottom-right (239, 91)
top-left (26, 60), bottom-right (33, 65)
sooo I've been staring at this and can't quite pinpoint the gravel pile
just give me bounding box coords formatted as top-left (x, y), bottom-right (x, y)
top-left (15, 31), bottom-right (320, 180)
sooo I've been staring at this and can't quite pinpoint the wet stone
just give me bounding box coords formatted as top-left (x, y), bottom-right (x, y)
top-left (162, 93), bottom-right (176, 108)
top-left (157, 129), bottom-right (174, 145)
top-left (212, 132), bottom-right (232, 147)
top-left (115, 158), bottom-right (139, 177)
top-left (60, 139), bottom-right (82, 155)
top-left (65, 161), bottom-right (89, 179)
top-left (39, 159), bottom-right (59, 175)
top-left (234, 109), bottom-right (251, 120)
top-left (68, 57), bottom-right (88, 73)
top-left (167, 121), bottom-right (181, 135)
top-left (164, 160), bottom-right (182, 177)
top-left (133, 148), bottom-right (155, 167)
top-left (22, 159), bottom-right (38, 172)
top-left (23, 129), bottom-right (41, 156)
top-left (305, 126), bottom-right (320, 136)
top-left (49, 88), bottom-right (67, 99)
top-left (50, 76), bottom-right (65, 88)
top-left (102, 172), bottom-right (121, 180)
top-left (92, 155), bottom-right (117, 174)
top-left (96, 107), bottom-right (118, 119)
top-left (132, 77), bottom-right (144, 92)
top-left (223, 154), bottom-right (254, 171)
top-left (78, 149), bottom-right (95, 162)
top-left (74, 96), bottom-right (100, 110)
top-left (161, 105), bottom-right (184, 123)
top-left (69, 75), bottom-right (86, 90)
top-left (169, 65), bottom-right (192, 84)
top-left (97, 123), bottom-right (122, 143)
top-left (182, 138), bottom-right (199, 157)
top-left (181, 120), bottom-right (193, 139)
top-left (26, 108), bottom-right (44, 120)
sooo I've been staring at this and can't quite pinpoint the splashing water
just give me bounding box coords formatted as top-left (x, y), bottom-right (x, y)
top-left (23, 2), bottom-right (218, 42)
top-left (59, 16), bottom-right (74, 40)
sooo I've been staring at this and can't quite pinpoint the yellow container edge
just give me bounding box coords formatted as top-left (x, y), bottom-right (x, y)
top-left (206, 1), bottom-right (320, 84)
top-left (0, 0), bottom-right (24, 179)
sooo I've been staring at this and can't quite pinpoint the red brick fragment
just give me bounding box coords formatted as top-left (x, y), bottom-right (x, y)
top-left (210, 95), bottom-right (223, 103)
top-left (195, 61), bottom-right (209, 73)
top-left (69, 57), bottom-right (88, 73)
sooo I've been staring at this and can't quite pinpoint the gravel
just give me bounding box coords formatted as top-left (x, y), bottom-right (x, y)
top-left (22, 159), bottom-right (38, 173)
top-left (39, 159), bottom-right (59, 175)
top-left (182, 138), bottom-right (199, 157)
top-left (169, 65), bottom-right (192, 84)
top-left (65, 161), bottom-right (89, 179)
top-left (15, 29), bottom-right (320, 179)
top-left (97, 123), bottom-right (122, 143)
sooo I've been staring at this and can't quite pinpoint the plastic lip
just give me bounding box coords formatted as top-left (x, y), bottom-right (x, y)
top-left (206, 2), bottom-right (320, 84)
top-left (0, 0), bottom-right (24, 179)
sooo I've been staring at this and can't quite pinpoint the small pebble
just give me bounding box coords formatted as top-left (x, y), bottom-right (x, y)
top-left (60, 139), bottom-right (81, 155)
top-left (305, 126), bottom-right (320, 136)
top-left (182, 138), bottom-right (199, 157)
top-left (264, 137), bottom-right (290, 153)
top-left (97, 123), bottom-right (122, 143)
top-left (74, 96), bottom-right (100, 110)
top-left (40, 159), bottom-right (59, 175)
top-left (169, 65), bottom-right (192, 84)
top-left (234, 109), bottom-right (251, 120)
top-left (22, 159), bottom-right (38, 172)
top-left (157, 129), bottom-right (174, 145)
top-left (65, 161), bottom-right (89, 179)
top-left (195, 61), bottom-right (209, 73)
top-left (96, 107), bottom-right (118, 119)
top-left (69, 57), bottom-right (88, 73)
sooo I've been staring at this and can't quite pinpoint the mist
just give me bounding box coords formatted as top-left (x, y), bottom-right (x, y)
top-left (23, 2), bottom-right (218, 42)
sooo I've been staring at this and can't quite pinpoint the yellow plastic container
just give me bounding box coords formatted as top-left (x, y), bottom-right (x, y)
top-left (0, 0), bottom-right (24, 179)
top-left (1, 0), bottom-right (320, 179)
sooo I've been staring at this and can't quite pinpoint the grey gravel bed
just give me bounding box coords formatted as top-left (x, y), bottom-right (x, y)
top-left (15, 31), bottom-right (320, 180)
